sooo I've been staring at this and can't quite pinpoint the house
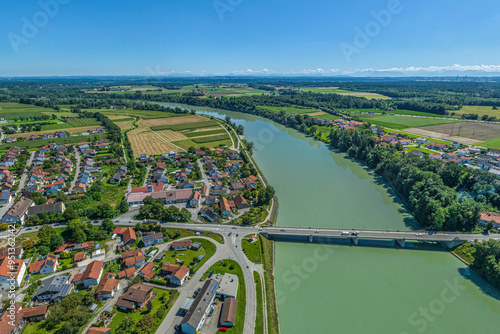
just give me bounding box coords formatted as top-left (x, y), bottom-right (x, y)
top-left (220, 298), bottom-right (238, 328)
top-left (479, 212), bottom-right (500, 229)
top-left (27, 202), bottom-right (65, 217)
top-left (113, 227), bottom-right (137, 245)
top-left (117, 266), bottom-right (136, 279)
top-left (120, 249), bottom-right (143, 259)
top-left (429, 153), bottom-right (443, 160)
top-left (0, 246), bottom-right (23, 260)
top-left (180, 279), bottom-right (218, 334)
top-left (88, 327), bottom-right (111, 334)
top-left (116, 284), bottom-right (153, 312)
top-left (1, 196), bottom-right (34, 224)
top-left (0, 303), bottom-right (23, 334)
top-left (171, 240), bottom-right (192, 251)
top-left (410, 150), bottom-right (423, 157)
top-left (161, 263), bottom-right (190, 286)
top-left (200, 208), bottom-right (219, 223)
top-left (74, 252), bottom-right (86, 262)
top-left (427, 142), bottom-right (447, 151)
top-left (123, 254), bottom-right (144, 268)
top-left (72, 260), bottom-right (103, 288)
top-left (188, 191), bottom-right (201, 207)
top-left (0, 192), bottom-right (12, 205)
top-left (87, 327), bottom-right (111, 334)
top-left (219, 197), bottom-right (232, 217)
top-left (32, 275), bottom-right (73, 303)
top-left (29, 254), bottom-right (58, 275)
top-left (142, 232), bottom-right (163, 247)
top-left (0, 258), bottom-right (26, 290)
top-left (139, 262), bottom-right (156, 281)
top-left (233, 195), bottom-right (250, 210)
top-left (95, 273), bottom-right (120, 300)
top-left (19, 304), bottom-right (49, 323)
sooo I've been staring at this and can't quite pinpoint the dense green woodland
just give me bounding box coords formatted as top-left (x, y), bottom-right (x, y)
top-left (329, 128), bottom-right (499, 231)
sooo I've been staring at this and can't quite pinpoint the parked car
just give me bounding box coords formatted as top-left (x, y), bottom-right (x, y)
top-left (232, 226), bottom-right (237, 229)
top-left (219, 328), bottom-right (228, 332)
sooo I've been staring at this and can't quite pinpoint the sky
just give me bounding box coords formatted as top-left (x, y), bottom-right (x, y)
top-left (1, 0), bottom-right (500, 77)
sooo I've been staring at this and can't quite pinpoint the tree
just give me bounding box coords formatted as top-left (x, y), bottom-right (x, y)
top-left (118, 199), bottom-right (129, 214)
top-left (102, 218), bottom-right (115, 233)
top-left (50, 234), bottom-right (64, 251)
top-left (146, 300), bottom-right (153, 312)
top-left (95, 203), bottom-right (114, 218)
top-left (64, 207), bottom-right (78, 221)
top-left (179, 208), bottom-right (191, 222)
top-left (37, 225), bottom-right (55, 248)
top-left (135, 314), bottom-right (155, 334)
top-left (143, 196), bottom-right (154, 206)
top-left (38, 245), bottom-right (50, 256)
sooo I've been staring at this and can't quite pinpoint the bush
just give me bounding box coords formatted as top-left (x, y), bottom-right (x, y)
top-left (149, 278), bottom-right (167, 286)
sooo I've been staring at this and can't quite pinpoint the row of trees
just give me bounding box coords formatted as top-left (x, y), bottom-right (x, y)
top-left (139, 196), bottom-right (192, 222)
top-left (329, 128), bottom-right (500, 231)
top-left (471, 240), bottom-right (500, 289)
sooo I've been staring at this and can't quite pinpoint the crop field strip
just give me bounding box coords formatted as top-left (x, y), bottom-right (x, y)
top-left (66, 118), bottom-right (101, 127)
top-left (11, 125), bottom-right (104, 138)
top-left (359, 115), bottom-right (460, 130)
top-left (184, 129), bottom-right (225, 138)
top-left (151, 121), bottom-right (218, 132)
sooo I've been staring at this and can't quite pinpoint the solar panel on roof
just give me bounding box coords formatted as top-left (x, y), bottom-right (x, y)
top-left (211, 283), bottom-right (218, 293)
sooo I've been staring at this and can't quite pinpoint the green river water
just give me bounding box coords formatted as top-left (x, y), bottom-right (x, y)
top-left (163, 104), bottom-right (500, 334)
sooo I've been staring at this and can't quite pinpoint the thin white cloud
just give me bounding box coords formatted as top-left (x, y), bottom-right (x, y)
top-left (360, 64), bottom-right (500, 73)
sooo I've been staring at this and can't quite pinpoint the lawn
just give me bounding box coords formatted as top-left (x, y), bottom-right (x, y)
top-left (257, 105), bottom-right (320, 115)
top-left (480, 136), bottom-right (500, 150)
top-left (359, 115), bottom-right (460, 130)
top-left (66, 118), bottom-right (101, 127)
top-left (163, 242), bottom-right (207, 268)
top-left (0, 133), bottom-right (108, 150)
top-left (241, 235), bottom-right (262, 264)
top-left (259, 234), bottom-right (274, 273)
top-left (108, 288), bottom-right (176, 334)
top-left (189, 238), bottom-right (217, 274)
top-left (200, 231), bottom-right (224, 244)
top-left (254, 271), bottom-right (264, 334)
top-left (264, 272), bottom-right (279, 334)
top-left (202, 259), bottom-right (246, 334)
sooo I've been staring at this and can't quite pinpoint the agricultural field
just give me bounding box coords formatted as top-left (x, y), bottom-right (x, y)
top-left (453, 105), bottom-right (500, 118)
top-left (127, 114), bottom-right (232, 155)
top-left (416, 122), bottom-right (500, 142)
top-left (128, 127), bottom-right (181, 156)
top-left (480, 137), bottom-right (500, 150)
top-left (0, 102), bottom-right (62, 119)
top-left (11, 125), bottom-right (103, 138)
top-left (297, 87), bottom-right (390, 99)
top-left (114, 120), bottom-right (134, 131)
top-left (345, 108), bottom-right (454, 118)
top-left (257, 105), bottom-right (321, 115)
top-left (84, 108), bottom-right (179, 119)
top-left (66, 118), bottom-right (101, 127)
top-left (360, 115), bottom-right (460, 130)
top-left (0, 133), bottom-right (108, 150)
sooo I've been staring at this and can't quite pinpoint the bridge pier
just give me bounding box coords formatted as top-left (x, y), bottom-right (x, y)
top-left (396, 239), bottom-right (406, 248)
top-left (440, 240), bottom-right (466, 249)
top-left (352, 237), bottom-right (359, 246)
top-left (308, 235), bottom-right (313, 243)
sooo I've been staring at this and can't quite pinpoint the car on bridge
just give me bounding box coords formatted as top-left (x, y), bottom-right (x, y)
top-left (314, 230), bottom-right (319, 233)
top-left (351, 231), bottom-right (359, 235)
top-left (280, 228), bottom-right (286, 232)
top-left (341, 231), bottom-right (350, 235)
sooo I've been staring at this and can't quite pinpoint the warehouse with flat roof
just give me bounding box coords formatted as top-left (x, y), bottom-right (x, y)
top-left (181, 279), bottom-right (218, 334)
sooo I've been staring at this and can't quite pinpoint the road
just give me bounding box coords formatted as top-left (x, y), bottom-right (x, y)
top-left (70, 150), bottom-right (81, 191)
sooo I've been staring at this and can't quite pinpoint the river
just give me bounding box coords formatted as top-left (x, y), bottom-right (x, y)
top-left (160, 103), bottom-right (500, 333)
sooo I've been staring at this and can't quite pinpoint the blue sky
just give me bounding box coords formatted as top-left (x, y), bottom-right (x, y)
top-left (1, 0), bottom-right (499, 76)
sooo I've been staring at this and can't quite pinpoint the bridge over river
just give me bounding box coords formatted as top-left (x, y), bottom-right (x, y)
top-left (261, 227), bottom-right (500, 248)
